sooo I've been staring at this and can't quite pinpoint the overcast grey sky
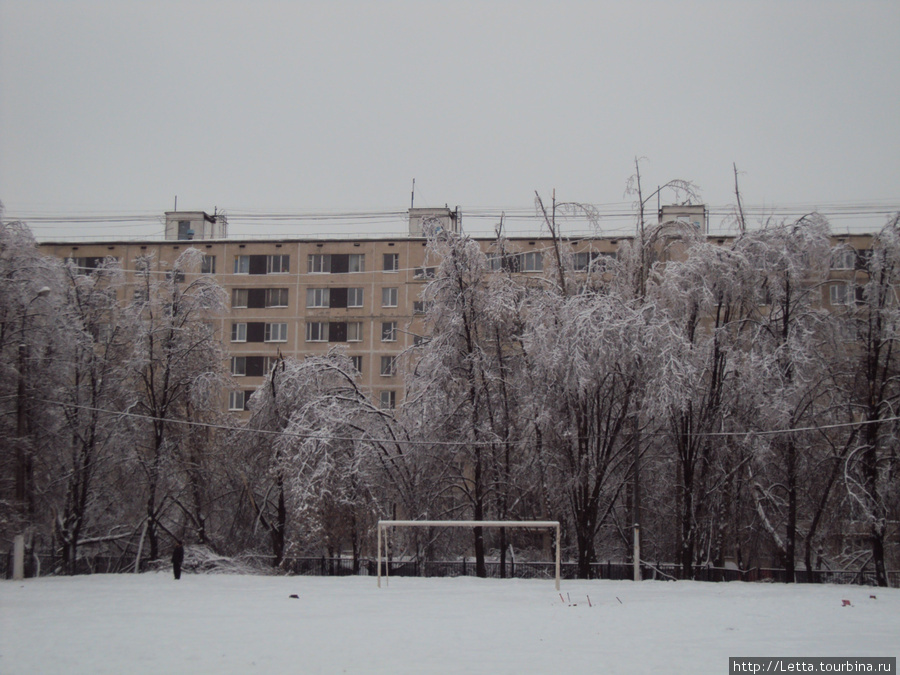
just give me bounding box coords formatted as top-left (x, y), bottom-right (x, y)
top-left (1, 1), bottom-right (898, 239)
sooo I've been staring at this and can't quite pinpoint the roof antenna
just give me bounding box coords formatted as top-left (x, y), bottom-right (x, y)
top-left (174, 195), bottom-right (178, 211)
top-left (410, 178), bottom-right (415, 209)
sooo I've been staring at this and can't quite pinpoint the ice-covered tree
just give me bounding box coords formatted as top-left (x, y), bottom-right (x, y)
top-left (405, 230), bottom-right (534, 576)
top-left (125, 249), bottom-right (227, 561)
top-left (50, 257), bottom-right (135, 573)
top-left (836, 214), bottom-right (900, 586)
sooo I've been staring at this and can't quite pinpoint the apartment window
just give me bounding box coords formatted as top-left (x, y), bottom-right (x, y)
top-left (133, 287), bottom-right (149, 302)
top-left (831, 248), bottom-right (856, 270)
top-left (267, 254), bottom-right (290, 274)
top-left (228, 391), bottom-right (251, 411)
top-left (348, 287), bottom-right (364, 307)
top-left (306, 322), bottom-right (328, 342)
top-left (201, 255), bottom-right (216, 274)
top-left (231, 323), bottom-right (247, 342)
top-left (67, 257), bottom-right (106, 275)
top-left (522, 251), bottom-right (543, 272)
top-left (384, 253), bottom-right (399, 272)
top-left (413, 334), bottom-right (427, 346)
top-left (265, 323), bottom-right (288, 342)
top-left (573, 251), bottom-right (599, 271)
top-left (232, 289), bottom-right (248, 308)
top-left (230, 356), bottom-right (269, 377)
top-left (379, 390), bottom-right (396, 409)
top-left (382, 287), bottom-right (398, 307)
top-left (382, 321), bottom-right (397, 342)
top-left (265, 288), bottom-right (288, 307)
top-left (347, 321), bottom-right (363, 342)
top-left (830, 283), bottom-right (851, 306)
top-left (307, 288), bottom-right (330, 308)
top-left (380, 355), bottom-right (396, 377)
top-left (234, 255), bottom-right (250, 274)
top-left (413, 301), bottom-right (431, 315)
top-left (414, 267), bottom-right (436, 279)
top-left (488, 254), bottom-right (509, 272)
top-left (231, 356), bottom-right (247, 376)
top-left (308, 253), bottom-right (365, 274)
top-left (308, 254), bottom-right (330, 273)
top-left (350, 355), bottom-right (363, 373)
top-left (166, 270), bottom-right (185, 283)
top-left (135, 259), bottom-right (150, 277)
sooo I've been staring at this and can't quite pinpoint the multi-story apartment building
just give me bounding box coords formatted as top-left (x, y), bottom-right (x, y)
top-left (37, 207), bottom-right (607, 414)
top-left (37, 206), bottom-right (875, 415)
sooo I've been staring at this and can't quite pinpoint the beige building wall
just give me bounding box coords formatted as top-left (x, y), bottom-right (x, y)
top-left (39, 211), bottom-right (875, 416)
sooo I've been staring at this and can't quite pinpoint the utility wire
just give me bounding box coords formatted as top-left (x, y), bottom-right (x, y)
top-left (29, 397), bottom-right (900, 447)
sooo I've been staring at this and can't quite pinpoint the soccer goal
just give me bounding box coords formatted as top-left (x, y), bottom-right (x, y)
top-left (376, 520), bottom-right (561, 590)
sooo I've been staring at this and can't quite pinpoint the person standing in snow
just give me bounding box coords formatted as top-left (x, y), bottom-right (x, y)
top-left (172, 541), bottom-right (184, 580)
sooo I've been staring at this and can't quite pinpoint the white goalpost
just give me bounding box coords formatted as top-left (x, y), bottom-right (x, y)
top-left (376, 520), bottom-right (561, 590)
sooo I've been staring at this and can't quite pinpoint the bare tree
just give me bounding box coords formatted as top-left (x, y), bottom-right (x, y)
top-left (125, 249), bottom-right (226, 561)
top-left (839, 215), bottom-right (900, 586)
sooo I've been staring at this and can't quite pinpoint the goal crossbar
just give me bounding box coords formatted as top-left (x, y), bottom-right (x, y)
top-left (377, 520), bottom-right (561, 590)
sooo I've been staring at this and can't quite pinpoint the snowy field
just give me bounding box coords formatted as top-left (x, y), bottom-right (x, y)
top-left (1, 573), bottom-right (898, 674)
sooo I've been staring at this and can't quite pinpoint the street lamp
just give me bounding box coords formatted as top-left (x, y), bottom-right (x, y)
top-left (13, 285), bottom-right (51, 581)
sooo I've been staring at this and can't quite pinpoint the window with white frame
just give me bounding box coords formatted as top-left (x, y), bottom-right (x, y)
top-left (232, 289), bottom-right (248, 308)
top-left (830, 283), bottom-right (851, 305)
top-left (382, 287), bottom-right (398, 307)
top-left (306, 288), bottom-right (330, 308)
top-left (522, 251), bottom-right (543, 272)
top-left (265, 323), bottom-right (288, 342)
top-left (573, 251), bottom-right (599, 271)
top-left (381, 321), bottom-right (397, 342)
top-left (68, 257), bottom-right (108, 275)
top-left (267, 254), bottom-right (290, 274)
top-left (201, 255), bottom-right (216, 274)
top-left (379, 390), bottom-right (396, 409)
top-left (234, 255), bottom-right (250, 274)
top-left (349, 253), bottom-right (365, 273)
top-left (380, 355), bottom-right (396, 377)
top-left (350, 355), bottom-right (363, 373)
top-left (231, 323), bottom-right (247, 342)
top-left (347, 321), bottom-right (363, 342)
top-left (348, 287), bottom-right (364, 307)
top-left (414, 267), bottom-right (436, 279)
top-left (231, 356), bottom-right (247, 376)
top-left (306, 322), bottom-right (328, 342)
top-left (228, 391), bottom-right (250, 411)
top-left (308, 253), bottom-right (330, 274)
top-left (308, 253), bottom-right (365, 274)
top-left (383, 253), bottom-right (399, 272)
top-left (265, 288), bottom-right (288, 307)
top-left (831, 248), bottom-right (856, 270)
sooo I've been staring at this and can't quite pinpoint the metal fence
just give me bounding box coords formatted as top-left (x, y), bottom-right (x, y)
top-left (4, 550), bottom-right (898, 587)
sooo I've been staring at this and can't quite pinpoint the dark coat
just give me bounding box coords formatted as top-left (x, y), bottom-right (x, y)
top-left (172, 544), bottom-right (184, 566)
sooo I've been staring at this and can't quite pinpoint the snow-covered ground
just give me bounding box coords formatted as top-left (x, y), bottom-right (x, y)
top-left (1, 573), bottom-right (897, 674)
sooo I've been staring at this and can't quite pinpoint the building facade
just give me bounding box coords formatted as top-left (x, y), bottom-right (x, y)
top-left (38, 207), bottom-right (874, 415)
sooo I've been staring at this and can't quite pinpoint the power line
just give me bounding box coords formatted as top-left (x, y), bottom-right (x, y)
top-left (30, 397), bottom-right (899, 447)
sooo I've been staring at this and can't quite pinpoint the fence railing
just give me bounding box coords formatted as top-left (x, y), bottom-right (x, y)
top-left (4, 550), bottom-right (897, 587)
